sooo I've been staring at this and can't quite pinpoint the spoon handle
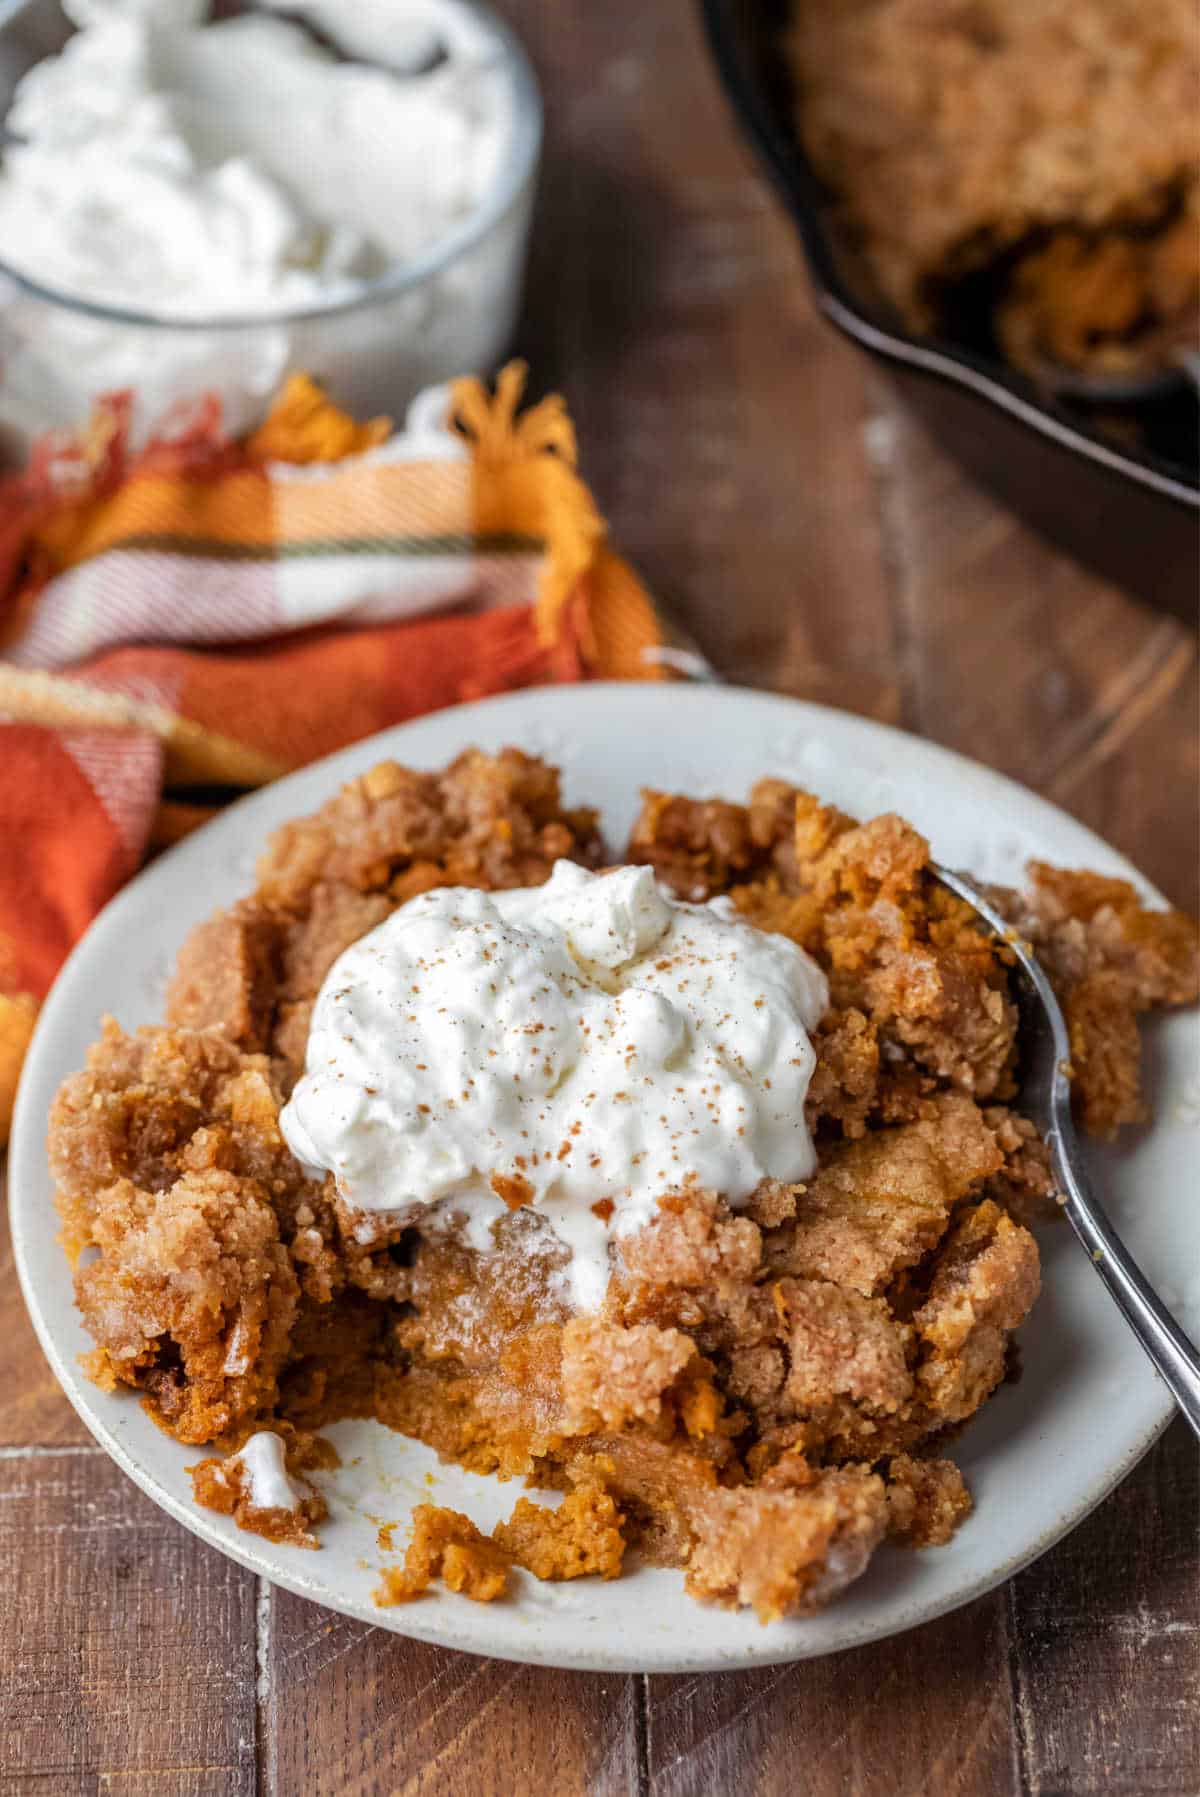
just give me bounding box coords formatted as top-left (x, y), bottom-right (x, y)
top-left (1049, 1122), bottom-right (1200, 1438)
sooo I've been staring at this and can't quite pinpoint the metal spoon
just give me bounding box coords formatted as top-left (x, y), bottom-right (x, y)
top-left (934, 864), bottom-right (1200, 1438)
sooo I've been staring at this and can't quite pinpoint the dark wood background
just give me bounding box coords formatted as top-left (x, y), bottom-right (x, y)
top-left (3, 3), bottom-right (1197, 1791)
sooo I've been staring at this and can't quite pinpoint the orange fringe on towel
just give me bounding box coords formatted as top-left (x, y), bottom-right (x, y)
top-left (0, 366), bottom-right (671, 1143)
top-left (450, 363), bottom-right (667, 678)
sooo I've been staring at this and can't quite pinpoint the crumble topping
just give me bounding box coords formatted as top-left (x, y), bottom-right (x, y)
top-left (46, 750), bottom-right (1198, 1621)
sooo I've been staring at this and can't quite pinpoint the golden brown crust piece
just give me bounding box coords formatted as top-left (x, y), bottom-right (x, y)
top-left (989, 863), bottom-right (1200, 1136)
top-left (374, 1504), bottom-right (511, 1605)
top-left (493, 1485), bottom-right (626, 1581)
top-left (76, 1168), bottom-right (300, 1444)
top-left (805, 1007), bottom-right (881, 1139)
top-left (560, 1317), bottom-right (700, 1431)
top-left (777, 1278), bottom-right (913, 1415)
top-left (49, 1018), bottom-right (336, 1441)
top-left (166, 748), bottom-right (601, 1090)
top-left (767, 1093), bottom-right (1004, 1296)
top-left (983, 1106), bottom-right (1059, 1224)
top-left (257, 749), bottom-right (601, 912)
top-left (913, 1201), bottom-right (1042, 1423)
top-left (684, 1467), bottom-right (888, 1622)
top-left (884, 1455), bottom-right (973, 1546)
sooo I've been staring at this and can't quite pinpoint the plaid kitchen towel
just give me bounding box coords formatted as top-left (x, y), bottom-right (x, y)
top-left (0, 362), bottom-right (673, 1140)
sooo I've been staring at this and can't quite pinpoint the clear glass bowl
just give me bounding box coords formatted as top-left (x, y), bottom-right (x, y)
top-left (0, 0), bottom-right (542, 455)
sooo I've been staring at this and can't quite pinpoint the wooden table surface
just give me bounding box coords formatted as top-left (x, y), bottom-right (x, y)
top-left (3, 4), bottom-right (1198, 1792)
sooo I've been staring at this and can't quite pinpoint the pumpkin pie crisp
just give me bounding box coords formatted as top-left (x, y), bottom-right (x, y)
top-left (48, 750), bottom-right (1198, 1620)
top-left (785, 0), bottom-right (1199, 379)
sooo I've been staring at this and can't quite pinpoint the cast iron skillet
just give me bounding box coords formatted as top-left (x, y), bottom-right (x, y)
top-left (700, 0), bottom-right (1199, 618)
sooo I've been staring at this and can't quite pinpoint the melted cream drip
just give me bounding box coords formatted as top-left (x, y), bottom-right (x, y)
top-left (234, 1431), bottom-right (304, 1512)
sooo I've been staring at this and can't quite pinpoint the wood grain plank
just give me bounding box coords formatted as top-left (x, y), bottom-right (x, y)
top-left (864, 399), bottom-right (1199, 906)
top-left (1009, 1419), bottom-right (1199, 1796)
top-left (644, 1595), bottom-right (1017, 1797)
top-left (1044, 659), bottom-right (1200, 912)
top-left (513, 0), bottom-right (899, 720)
top-left (262, 1587), bottom-right (640, 1797)
top-left (0, 1172), bottom-right (90, 1447)
top-left (0, 1451), bottom-right (257, 1793)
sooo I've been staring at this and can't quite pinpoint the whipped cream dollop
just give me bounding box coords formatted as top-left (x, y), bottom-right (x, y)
top-left (0, 0), bottom-right (531, 446)
top-left (0, 0), bottom-right (515, 318)
top-left (280, 862), bottom-right (829, 1311)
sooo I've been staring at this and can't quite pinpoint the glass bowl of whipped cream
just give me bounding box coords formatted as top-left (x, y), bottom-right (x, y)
top-left (0, 0), bottom-right (542, 454)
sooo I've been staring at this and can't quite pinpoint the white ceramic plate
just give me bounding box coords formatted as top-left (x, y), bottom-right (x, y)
top-left (11, 684), bottom-right (1197, 1672)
